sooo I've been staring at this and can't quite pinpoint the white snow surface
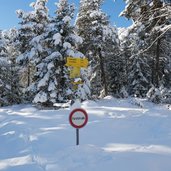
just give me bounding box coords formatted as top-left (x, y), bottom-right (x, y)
top-left (63, 42), bottom-right (71, 49)
top-left (0, 96), bottom-right (171, 171)
top-left (62, 16), bottom-right (71, 23)
top-left (53, 33), bottom-right (62, 45)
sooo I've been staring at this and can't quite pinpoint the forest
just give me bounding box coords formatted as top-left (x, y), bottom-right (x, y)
top-left (0, 0), bottom-right (171, 107)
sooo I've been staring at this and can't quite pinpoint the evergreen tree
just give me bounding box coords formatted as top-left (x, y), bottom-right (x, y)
top-left (118, 27), bottom-right (132, 90)
top-left (49, 0), bottom-right (90, 103)
top-left (16, 0), bottom-right (90, 106)
top-left (128, 56), bottom-right (151, 97)
top-left (16, 6), bottom-right (36, 90)
top-left (0, 58), bottom-right (11, 106)
top-left (76, 0), bottom-right (122, 97)
top-left (22, 0), bottom-right (53, 106)
top-left (0, 30), bottom-right (10, 106)
top-left (0, 30), bottom-right (22, 106)
top-left (121, 0), bottom-right (171, 101)
top-left (125, 26), bottom-right (151, 97)
top-left (104, 26), bottom-right (126, 97)
top-left (5, 29), bottom-right (22, 104)
top-left (16, 0), bottom-right (50, 103)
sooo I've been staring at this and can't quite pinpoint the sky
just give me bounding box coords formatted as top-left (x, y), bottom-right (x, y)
top-left (0, 0), bottom-right (132, 30)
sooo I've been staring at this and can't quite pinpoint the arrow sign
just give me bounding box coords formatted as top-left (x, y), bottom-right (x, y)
top-left (66, 57), bottom-right (88, 68)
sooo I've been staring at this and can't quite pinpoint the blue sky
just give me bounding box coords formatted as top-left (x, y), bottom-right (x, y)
top-left (0, 0), bottom-right (132, 30)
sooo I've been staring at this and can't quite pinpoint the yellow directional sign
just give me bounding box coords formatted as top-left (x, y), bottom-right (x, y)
top-left (66, 57), bottom-right (78, 67)
top-left (72, 80), bottom-right (83, 85)
top-left (80, 58), bottom-right (88, 68)
top-left (66, 57), bottom-right (88, 68)
top-left (70, 67), bottom-right (80, 78)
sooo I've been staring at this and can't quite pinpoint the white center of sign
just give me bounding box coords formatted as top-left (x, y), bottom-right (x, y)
top-left (72, 111), bottom-right (86, 127)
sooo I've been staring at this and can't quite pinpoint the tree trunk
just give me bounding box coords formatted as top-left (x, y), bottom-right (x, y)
top-left (155, 36), bottom-right (160, 88)
top-left (27, 63), bottom-right (30, 87)
top-left (98, 48), bottom-right (108, 96)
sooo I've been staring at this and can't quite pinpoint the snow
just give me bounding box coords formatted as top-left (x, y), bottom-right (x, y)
top-left (53, 33), bottom-right (62, 45)
top-left (50, 91), bottom-right (56, 98)
top-left (118, 27), bottom-right (129, 41)
top-left (47, 62), bottom-right (54, 70)
top-left (0, 97), bottom-right (171, 171)
top-left (62, 16), bottom-right (71, 23)
top-left (33, 91), bottom-right (47, 103)
top-left (29, 49), bottom-right (36, 60)
top-left (45, 52), bottom-right (62, 61)
top-left (63, 42), bottom-right (71, 49)
top-left (66, 49), bottom-right (84, 58)
top-left (37, 73), bottom-right (50, 88)
top-left (70, 34), bottom-right (83, 44)
top-left (89, 11), bottom-right (102, 18)
top-left (31, 35), bottom-right (42, 44)
top-left (48, 82), bottom-right (56, 92)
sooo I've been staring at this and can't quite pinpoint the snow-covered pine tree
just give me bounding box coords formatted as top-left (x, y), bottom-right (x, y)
top-left (0, 30), bottom-right (10, 106)
top-left (4, 29), bottom-right (22, 104)
top-left (121, 0), bottom-right (171, 101)
top-left (120, 1), bottom-right (153, 97)
top-left (118, 27), bottom-right (131, 89)
top-left (16, 0), bottom-right (50, 104)
top-left (126, 25), bottom-right (152, 97)
top-left (15, 0), bottom-right (90, 106)
top-left (50, 0), bottom-right (90, 103)
top-left (16, 0), bottom-right (60, 106)
top-left (16, 6), bottom-right (37, 91)
top-left (142, 1), bottom-right (171, 89)
top-left (0, 30), bottom-right (22, 106)
top-left (20, 0), bottom-right (55, 106)
top-left (76, 0), bottom-right (105, 97)
top-left (0, 59), bottom-right (11, 106)
top-left (76, 0), bottom-right (122, 98)
top-left (19, 0), bottom-right (90, 106)
top-left (128, 55), bottom-right (151, 97)
top-left (103, 26), bottom-right (126, 97)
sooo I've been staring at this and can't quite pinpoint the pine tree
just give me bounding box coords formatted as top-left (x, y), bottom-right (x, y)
top-left (15, 0), bottom-right (90, 106)
top-left (6, 29), bottom-right (22, 104)
top-left (16, 0), bottom-right (50, 103)
top-left (22, 0), bottom-right (53, 106)
top-left (76, 0), bottom-right (121, 97)
top-left (49, 0), bottom-right (90, 103)
top-left (0, 30), bottom-right (10, 106)
top-left (16, 7), bottom-right (36, 90)
top-left (121, 0), bottom-right (171, 101)
top-left (103, 26), bottom-right (126, 97)
top-left (0, 30), bottom-right (22, 106)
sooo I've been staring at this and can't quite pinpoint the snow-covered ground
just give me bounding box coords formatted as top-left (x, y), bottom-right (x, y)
top-left (0, 96), bottom-right (171, 171)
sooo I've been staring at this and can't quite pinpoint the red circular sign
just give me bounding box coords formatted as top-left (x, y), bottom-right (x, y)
top-left (69, 108), bottom-right (88, 129)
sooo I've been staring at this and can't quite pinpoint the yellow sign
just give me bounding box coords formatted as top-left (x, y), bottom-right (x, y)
top-left (70, 67), bottom-right (80, 78)
top-left (72, 80), bottom-right (83, 85)
top-left (66, 57), bottom-right (88, 68)
top-left (80, 58), bottom-right (88, 68)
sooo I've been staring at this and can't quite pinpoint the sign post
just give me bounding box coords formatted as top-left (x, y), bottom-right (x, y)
top-left (65, 56), bottom-right (89, 93)
top-left (76, 128), bottom-right (79, 146)
top-left (69, 108), bottom-right (88, 146)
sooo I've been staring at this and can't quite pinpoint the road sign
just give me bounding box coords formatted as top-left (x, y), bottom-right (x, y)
top-left (69, 108), bottom-right (88, 129)
top-left (70, 67), bottom-right (80, 78)
top-left (80, 58), bottom-right (88, 68)
top-left (69, 108), bottom-right (88, 145)
top-left (66, 57), bottom-right (79, 67)
top-left (66, 57), bottom-right (88, 68)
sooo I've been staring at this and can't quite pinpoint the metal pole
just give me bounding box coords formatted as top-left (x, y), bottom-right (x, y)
top-left (76, 128), bottom-right (79, 145)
